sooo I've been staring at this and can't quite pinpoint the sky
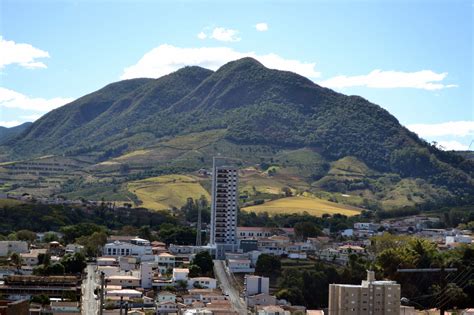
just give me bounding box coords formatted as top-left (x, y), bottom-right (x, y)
top-left (0, 0), bottom-right (472, 150)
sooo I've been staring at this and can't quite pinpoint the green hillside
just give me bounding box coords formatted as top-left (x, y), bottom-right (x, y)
top-left (1, 58), bottom-right (472, 210)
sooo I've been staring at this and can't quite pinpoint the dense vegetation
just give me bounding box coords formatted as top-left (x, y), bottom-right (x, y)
top-left (1, 58), bottom-right (472, 210)
top-left (0, 202), bottom-right (177, 235)
top-left (0, 122), bottom-right (32, 144)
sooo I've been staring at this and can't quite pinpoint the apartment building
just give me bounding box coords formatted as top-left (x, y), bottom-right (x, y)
top-left (210, 157), bottom-right (239, 259)
top-left (328, 271), bottom-right (400, 315)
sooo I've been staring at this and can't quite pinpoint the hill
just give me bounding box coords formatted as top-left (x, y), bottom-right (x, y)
top-left (242, 195), bottom-right (361, 217)
top-left (1, 58), bottom-right (473, 211)
top-left (127, 175), bottom-right (210, 211)
top-left (0, 122), bottom-right (32, 144)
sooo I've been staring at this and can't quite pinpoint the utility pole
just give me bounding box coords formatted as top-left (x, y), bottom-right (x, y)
top-left (196, 200), bottom-right (202, 246)
top-left (99, 271), bottom-right (105, 315)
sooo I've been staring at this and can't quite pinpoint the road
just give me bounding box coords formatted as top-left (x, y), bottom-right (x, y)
top-left (82, 263), bottom-right (99, 315)
top-left (213, 260), bottom-right (247, 315)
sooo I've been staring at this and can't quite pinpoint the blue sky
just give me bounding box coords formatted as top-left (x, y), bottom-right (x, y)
top-left (0, 0), bottom-right (472, 150)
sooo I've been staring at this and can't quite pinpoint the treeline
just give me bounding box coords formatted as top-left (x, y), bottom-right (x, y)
top-left (239, 210), bottom-right (371, 233)
top-left (0, 202), bottom-right (178, 235)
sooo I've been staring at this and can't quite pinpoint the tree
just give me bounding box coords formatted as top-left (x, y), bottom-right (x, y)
top-left (138, 225), bottom-right (152, 241)
top-left (43, 232), bottom-right (59, 243)
top-left (31, 294), bottom-right (50, 306)
top-left (16, 229), bottom-right (36, 242)
top-left (281, 187), bottom-right (293, 197)
top-left (188, 264), bottom-right (202, 278)
top-left (76, 231), bottom-right (107, 257)
top-left (294, 222), bottom-right (322, 240)
top-left (255, 254), bottom-right (281, 278)
top-left (61, 253), bottom-right (87, 274)
top-left (192, 251), bottom-right (213, 275)
top-left (120, 225), bottom-right (138, 236)
top-left (10, 252), bottom-right (22, 270)
top-left (38, 253), bottom-right (51, 266)
top-left (175, 280), bottom-right (188, 291)
top-left (46, 262), bottom-right (65, 275)
top-left (60, 223), bottom-right (107, 244)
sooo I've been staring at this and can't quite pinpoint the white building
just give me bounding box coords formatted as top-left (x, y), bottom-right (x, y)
top-left (106, 275), bottom-right (141, 288)
top-left (210, 158), bottom-right (239, 259)
top-left (156, 252), bottom-right (176, 273)
top-left (102, 240), bottom-right (152, 258)
top-left (156, 301), bottom-right (184, 314)
top-left (106, 289), bottom-right (142, 299)
top-left (354, 222), bottom-right (380, 231)
top-left (50, 301), bottom-right (80, 313)
top-left (257, 305), bottom-right (291, 315)
top-left (227, 259), bottom-right (255, 273)
top-left (97, 257), bottom-right (117, 266)
top-left (247, 293), bottom-right (277, 308)
top-left (237, 227), bottom-right (295, 240)
top-left (20, 248), bottom-right (47, 266)
top-left (446, 234), bottom-right (472, 246)
top-left (188, 277), bottom-right (217, 289)
top-left (245, 275), bottom-right (270, 296)
top-left (140, 262), bottom-right (153, 289)
top-left (258, 236), bottom-right (290, 256)
top-left (0, 241), bottom-right (28, 257)
top-left (157, 291), bottom-right (177, 303)
top-left (172, 268), bottom-right (189, 282)
top-left (65, 244), bottom-right (84, 254)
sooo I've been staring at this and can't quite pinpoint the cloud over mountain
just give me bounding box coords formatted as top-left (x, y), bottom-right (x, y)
top-left (120, 44), bottom-right (320, 80)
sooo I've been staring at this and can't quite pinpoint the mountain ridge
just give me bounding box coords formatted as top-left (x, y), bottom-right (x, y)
top-left (2, 57), bottom-right (473, 207)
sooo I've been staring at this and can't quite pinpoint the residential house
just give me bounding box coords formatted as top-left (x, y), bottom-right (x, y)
top-left (257, 305), bottom-right (291, 315)
top-left (0, 241), bottom-right (28, 257)
top-left (156, 291), bottom-right (176, 303)
top-left (188, 277), bottom-right (217, 289)
top-left (227, 259), bottom-right (255, 273)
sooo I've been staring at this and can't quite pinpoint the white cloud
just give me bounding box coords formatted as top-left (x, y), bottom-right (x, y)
top-left (210, 27), bottom-right (241, 42)
top-left (0, 36), bottom-right (50, 69)
top-left (255, 23), bottom-right (269, 32)
top-left (319, 69), bottom-right (457, 90)
top-left (20, 114), bottom-right (43, 121)
top-left (120, 44), bottom-right (320, 80)
top-left (0, 87), bottom-right (74, 112)
top-left (407, 121), bottom-right (474, 137)
top-left (436, 140), bottom-right (469, 151)
top-left (0, 120), bottom-right (22, 128)
top-left (197, 32), bottom-right (207, 40)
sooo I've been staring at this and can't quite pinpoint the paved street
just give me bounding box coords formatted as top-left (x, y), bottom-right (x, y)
top-left (82, 263), bottom-right (99, 315)
top-left (213, 260), bottom-right (247, 315)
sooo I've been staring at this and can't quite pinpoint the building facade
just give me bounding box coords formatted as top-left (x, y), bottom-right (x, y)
top-left (210, 157), bottom-right (239, 259)
top-left (329, 271), bottom-right (400, 315)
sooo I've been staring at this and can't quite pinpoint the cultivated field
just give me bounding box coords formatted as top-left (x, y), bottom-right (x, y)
top-left (242, 195), bottom-right (361, 216)
top-left (127, 174), bottom-right (210, 211)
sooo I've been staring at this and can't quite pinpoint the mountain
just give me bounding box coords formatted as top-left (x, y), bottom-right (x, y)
top-left (2, 58), bottom-right (473, 208)
top-left (0, 122), bottom-right (33, 144)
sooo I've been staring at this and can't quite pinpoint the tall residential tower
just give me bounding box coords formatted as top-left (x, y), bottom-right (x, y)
top-left (210, 157), bottom-right (239, 259)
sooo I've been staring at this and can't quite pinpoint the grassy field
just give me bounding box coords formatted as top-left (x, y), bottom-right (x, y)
top-left (127, 174), bottom-right (210, 211)
top-left (242, 195), bottom-right (361, 216)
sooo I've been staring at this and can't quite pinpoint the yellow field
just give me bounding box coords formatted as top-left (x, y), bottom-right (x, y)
top-left (240, 174), bottom-right (289, 195)
top-left (242, 196), bottom-right (361, 216)
top-left (0, 198), bottom-right (23, 207)
top-left (127, 174), bottom-right (210, 211)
